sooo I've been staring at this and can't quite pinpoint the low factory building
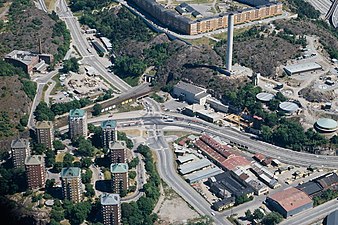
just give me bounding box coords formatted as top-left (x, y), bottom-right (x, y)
top-left (173, 81), bottom-right (210, 105)
top-left (283, 62), bottom-right (322, 75)
top-left (208, 171), bottom-right (255, 199)
top-left (212, 196), bottom-right (235, 211)
top-left (266, 187), bottom-right (313, 218)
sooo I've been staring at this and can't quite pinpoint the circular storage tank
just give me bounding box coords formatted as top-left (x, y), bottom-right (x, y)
top-left (279, 102), bottom-right (299, 114)
top-left (256, 92), bottom-right (274, 102)
top-left (314, 118), bottom-right (338, 133)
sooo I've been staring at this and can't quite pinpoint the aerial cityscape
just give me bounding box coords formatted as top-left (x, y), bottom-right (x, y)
top-left (0, 0), bottom-right (338, 225)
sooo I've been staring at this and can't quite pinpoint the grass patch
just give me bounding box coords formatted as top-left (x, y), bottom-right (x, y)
top-left (117, 102), bottom-right (144, 113)
top-left (150, 93), bottom-right (164, 103)
top-left (55, 152), bottom-right (65, 162)
top-left (104, 170), bottom-right (111, 180)
top-left (51, 74), bottom-right (63, 95)
top-left (44, 0), bottom-right (56, 11)
top-left (123, 76), bottom-right (139, 87)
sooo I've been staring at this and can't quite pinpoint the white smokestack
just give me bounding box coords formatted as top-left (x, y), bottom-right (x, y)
top-left (226, 13), bottom-right (234, 72)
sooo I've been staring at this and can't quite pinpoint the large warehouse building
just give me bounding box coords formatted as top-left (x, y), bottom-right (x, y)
top-left (283, 62), bottom-right (322, 75)
top-left (266, 187), bottom-right (313, 218)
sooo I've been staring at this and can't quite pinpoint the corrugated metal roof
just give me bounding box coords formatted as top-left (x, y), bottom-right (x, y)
top-left (179, 158), bottom-right (211, 175)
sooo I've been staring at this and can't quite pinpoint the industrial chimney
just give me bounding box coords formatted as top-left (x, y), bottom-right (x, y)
top-left (226, 13), bottom-right (234, 73)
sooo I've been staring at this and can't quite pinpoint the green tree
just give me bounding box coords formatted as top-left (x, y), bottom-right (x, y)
top-left (85, 183), bottom-right (95, 197)
top-left (128, 157), bottom-right (139, 169)
top-left (53, 162), bottom-right (63, 173)
top-left (33, 143), bottom-right (46, 155)
top-left (81, 169), bottom-right (92, 184)
top-left (129, 171), bottom-right (136, 179)
top-left (45, 149), bottom-right (56, 167)
top-left (50, 209), bottom-right (65, 222)
top-left (74, 136), bottom-right (95, 157)
top-left (117, 131), bottom-right (134, 149)
top-left (245, 209), bottom-right (253, 221)
top-left (34, 102), bottom-right (55, 121)
top-left (261, 212), bottom-right (283, 225)
top-left (63, 153), bottom-right (74, 167)
top-left (61, 57), bottom-right (79, 73)
top-left (92, 103), bottom-right (102, 116)
top-left (81, 157), bottom-right (92, 168)
top-left (253, 208), bottom-right (264, 220)
top-left (53, 140), bottom-right (65, 150)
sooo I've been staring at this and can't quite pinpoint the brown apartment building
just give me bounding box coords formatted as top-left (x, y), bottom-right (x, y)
top-left (110, 163), bottom-right (129, 194)
top-left (36, 121), bottom-right (54, 149)
top-left (101, 193), bottom-right (121, 225)
top-left (109, 141), bottom-right (127, 164)
top-left (25, 155), bottom-right (45, 189)
top-left (11, 138), bottom-right (30, 169)
top-left (129, 0), bottom-right (283, 35)
top-left (61, 167), bottom-right (82, 203)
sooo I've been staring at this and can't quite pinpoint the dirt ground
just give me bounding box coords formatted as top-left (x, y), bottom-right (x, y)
top-left (155, 185), bottom-right (200, 225)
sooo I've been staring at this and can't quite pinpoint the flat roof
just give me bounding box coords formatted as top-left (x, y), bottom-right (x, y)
top-left (177, 154), bottom-right (197, 164)
top-left (101, 193), bottom-right (120, 205)
top-left (316, 118), bottom-right (338, 130)
top-left (268, 187), bottom-right (313, 212)
top-left (100, 37), bottom-right (112, 49)
top-left (284, 62), bottom-right (322, 74)
top-left (5, 50), bottom-right (38, 65)
top-left (279, 101), bottom-right (299, 113)
top-left (174, 81), bottom-right (206, 95)
top-left (256, 92), bottom-right (274, 102)
top-left (185, 167), bottom-right (223, 183)
top-left (179, 158), bottom-right (211, 175)
top-left (110, 163), bottom-right (128, 173)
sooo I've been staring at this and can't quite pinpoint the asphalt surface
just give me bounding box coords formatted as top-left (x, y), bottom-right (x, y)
top-left (55, 0), bottom-right (131, 92)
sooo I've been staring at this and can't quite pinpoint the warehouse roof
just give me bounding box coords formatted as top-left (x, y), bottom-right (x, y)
top-left (184, 167), bottom-right (223, 183)
top-left (221, 156), bottom-right (251, 171)
top-left (296, 181), bottom-right (323, 196)
top-left (268, 187), bottom-right (312, 212)
top-left (179, 158), bottom-right (211, 175)
top-left (175, 81), bottom-right (206, 95)
top-left (101, 193), bottom-right (120, 205)
top-left (284, 62), bottom-right (322, 75)
top-left (177, 154), bottom-right (197, 164)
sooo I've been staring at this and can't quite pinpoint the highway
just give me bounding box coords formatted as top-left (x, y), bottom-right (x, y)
top-left (55, 0), bottom-right (131, 92)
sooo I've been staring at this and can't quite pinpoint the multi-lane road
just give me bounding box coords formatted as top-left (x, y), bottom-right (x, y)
top-left (55, 0), bottom-right (131, 92)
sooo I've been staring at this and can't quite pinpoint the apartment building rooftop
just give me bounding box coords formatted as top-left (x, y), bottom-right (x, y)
top-left (25, 155), bottom-right (44, 165)
top-left (101, 120), bottom-right (117, 129)
top-left (61, 167), bottom-right (81, 178)
top-left (101, 193), bottom-right (120, 205)
top-left (69, 109), bottom-right (86, 117)
top-left (110, 163), bottom-right (128, 173)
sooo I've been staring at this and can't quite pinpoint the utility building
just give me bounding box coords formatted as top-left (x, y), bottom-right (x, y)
top-left (25, 155), bottom-right (45, 189)
top-left (61, 167), bottom-right (82, 203)
top-left (101, 193), bottom-right (121, 225)
top-left (102, 120), bottom-right (117, 149)
top-left (69, 109), bottom-right (87, 140)
top-left (11, 138), bottom-right (30, 169)
top-left (35, 121), bottom-right (54, 149)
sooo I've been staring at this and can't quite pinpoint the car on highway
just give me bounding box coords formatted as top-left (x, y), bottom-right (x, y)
top-left (87, 48), bottom-right (92, 53)
top-left (211, 212), bottom-right (215, 216)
